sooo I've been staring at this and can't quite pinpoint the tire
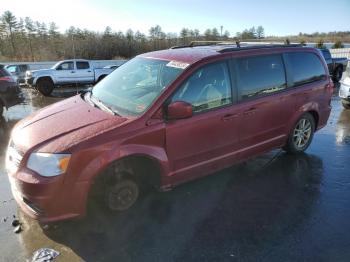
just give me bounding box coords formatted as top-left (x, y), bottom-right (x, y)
top-left (97, 75), bottom-right (106, 83)
top-left (284, 113), bottom-right (315, 154)
top-left (37, 79), bottom-right (54, 96)
top-left (342, 101), bottom-right (350, 109)
top-left (332, 67), bottom-right (343, 82)
top-left (105, 177), bottom-right (139, 211)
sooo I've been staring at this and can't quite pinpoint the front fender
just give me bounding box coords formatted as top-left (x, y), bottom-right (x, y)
top-left (75, 144), bottom-right (170, 184)
top-left (33, 75), bottom-right (55, 86)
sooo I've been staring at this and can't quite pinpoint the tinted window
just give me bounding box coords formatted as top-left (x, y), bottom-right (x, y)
top-left (57, 62), bottom-right (74, 70)
top-left (236, 54), bottom-right (286, 100)
top-left (0, 68), bottom-right (11, 77)
top-left (171, 62), bottom-right (232, 113)
top-left (19, 65), bottom-right (28, 71)
top-left (287, 52), bottom-right (326, 86)
top-left (77, 61), bottom-right (90, 70)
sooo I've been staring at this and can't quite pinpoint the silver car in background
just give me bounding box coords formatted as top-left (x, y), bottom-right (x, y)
top-left (339, 76), bottom-right (350, 109)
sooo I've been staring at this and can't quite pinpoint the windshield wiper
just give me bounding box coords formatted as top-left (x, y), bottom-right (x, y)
top-left (89, 92), bottom-right (119, 116)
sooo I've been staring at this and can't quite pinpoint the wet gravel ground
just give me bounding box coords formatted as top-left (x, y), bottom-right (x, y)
top-left (0, 85), bottom-right (350, 262)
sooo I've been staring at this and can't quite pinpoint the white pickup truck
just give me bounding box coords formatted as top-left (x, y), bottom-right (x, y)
top-left (25, 59), bottom-right (116, 95)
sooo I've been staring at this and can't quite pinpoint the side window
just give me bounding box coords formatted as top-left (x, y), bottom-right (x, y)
top-left (286, 52), bottom-right (327, 86)
top-left (76, 61), bottom-right (90, 70)
top-left (57, 62), bottom-right (74, 70)
top-left (6, 65), bottom-right (17, 74)
top-left (171, 62), bottom-right (232, 113)
top-left (236, 54), bottom-right (286, 100)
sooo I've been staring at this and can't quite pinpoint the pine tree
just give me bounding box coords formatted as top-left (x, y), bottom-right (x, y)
top-left (1, 11), bottom-right (19, 57)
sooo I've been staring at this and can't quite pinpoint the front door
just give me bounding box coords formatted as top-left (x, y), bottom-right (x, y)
top-left (165, 61), bottom-right (241, 182)
top-left (54, 61), bottom-right (75, 84)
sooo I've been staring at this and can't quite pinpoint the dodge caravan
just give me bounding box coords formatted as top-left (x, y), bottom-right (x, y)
top-left (6, 43), bottom-right (333, 222)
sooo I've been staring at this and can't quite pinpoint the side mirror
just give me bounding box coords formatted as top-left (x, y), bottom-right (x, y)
top-left (167, 101), bottom-right (193, 120)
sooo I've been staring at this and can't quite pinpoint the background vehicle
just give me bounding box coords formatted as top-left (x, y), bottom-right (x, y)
top-left (0, 65), bottom-right (23, 115)
top-left (4, 64), bottom-right (30, 87)
top-left (319, 48), bottom-right (348, 82)
top-left (339, 76), bottom-right (350, 109)
top-left (25, 59), bottom-right (115, 96)
top-left (103, 65), bottom-right (120, 70)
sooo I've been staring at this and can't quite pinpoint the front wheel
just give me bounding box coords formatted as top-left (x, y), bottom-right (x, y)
top-left (37, 79), bottom-right (54, 96)
top-left (105, 178), bottom-right (139, 211)
top-left (284, 113), bottom-right (315, 154)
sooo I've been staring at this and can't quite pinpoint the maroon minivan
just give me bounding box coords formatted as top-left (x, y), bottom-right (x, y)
top-left (6, 44), bottom-right (333, 222)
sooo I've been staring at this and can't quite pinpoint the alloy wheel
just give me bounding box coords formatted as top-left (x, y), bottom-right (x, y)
top-left (293, 118), bottom-right (312, 149)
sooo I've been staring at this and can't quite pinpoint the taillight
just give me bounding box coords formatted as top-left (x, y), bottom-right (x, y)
top-left (0, 76), bottom-right (14, 82)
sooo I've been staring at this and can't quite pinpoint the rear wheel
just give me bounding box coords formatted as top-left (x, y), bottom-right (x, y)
top-left (342, 101), bottom-right (350, 109)
top-left (284, 113), bottom-right (315, 154)
top-left (37, 79), bottom-right (54, 96)
top-left (333, 67), bottom-right (343, 82)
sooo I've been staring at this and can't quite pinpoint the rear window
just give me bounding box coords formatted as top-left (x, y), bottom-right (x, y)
top-left (77, 61), bottom-right (90, 70)
top-left (235, 54), bottom-right (286, 100)
top-left (0, 68), bottom-right (11, 77)
top-left (286, 52), bottom-right (327, 86)
top-left (19, 65), bottom-right (29, 71)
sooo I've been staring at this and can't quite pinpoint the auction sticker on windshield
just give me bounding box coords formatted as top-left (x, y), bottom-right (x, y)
top-left (166, 61), bottom-right (190, 69)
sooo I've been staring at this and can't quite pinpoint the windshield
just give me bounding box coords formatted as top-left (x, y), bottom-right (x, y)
top-left (91, 57), bottom-right (184, 116)
top-left (51, 61), bottom-right (61, 69)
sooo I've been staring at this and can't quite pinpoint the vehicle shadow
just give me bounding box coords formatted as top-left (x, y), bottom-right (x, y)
top-left (31, 151), bottom-right (323, 261)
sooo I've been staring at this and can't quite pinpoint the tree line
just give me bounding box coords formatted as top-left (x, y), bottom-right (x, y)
top-left (0, 10), bottom-right (348, 62)
top-left (0, 11), bottom-right (266, 61)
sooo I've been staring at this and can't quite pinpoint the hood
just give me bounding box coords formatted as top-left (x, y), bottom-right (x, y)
top-left (12, 94), bottom-right (128, 153)
top-left (31, 68), bottom-right (54, 74)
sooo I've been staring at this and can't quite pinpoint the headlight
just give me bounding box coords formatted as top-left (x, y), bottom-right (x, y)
top-left (27, 153), bottom-right (71, 177)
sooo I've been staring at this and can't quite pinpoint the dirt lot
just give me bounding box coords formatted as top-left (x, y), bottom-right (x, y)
top-left (0, 86), bottom-right (350, 262)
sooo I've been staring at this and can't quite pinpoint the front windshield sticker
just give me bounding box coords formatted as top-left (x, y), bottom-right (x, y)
top-left (166, 61), bottom-right (190, 69)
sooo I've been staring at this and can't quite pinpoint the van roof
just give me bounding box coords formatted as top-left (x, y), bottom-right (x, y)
top-left (139, 43), bottom-right (312, 65)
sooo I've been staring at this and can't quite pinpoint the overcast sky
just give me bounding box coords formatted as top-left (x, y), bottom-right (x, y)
top-left (2, 0), bottom-right (350, 36)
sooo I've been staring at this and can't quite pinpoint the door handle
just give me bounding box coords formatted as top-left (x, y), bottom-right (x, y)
top-left (243, 107), bottom-right (256, 116)
top-left (71, 71), bottom-right (76, 73)
top-left (87, 70), bottom-right (92, 72)
top-left (222, 113), bottom-right (239, 121)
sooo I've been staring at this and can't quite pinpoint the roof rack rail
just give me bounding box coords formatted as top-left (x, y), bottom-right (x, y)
top-left (170, 40), bottom-right (241, 49)
top-left (217, 44), bottom-right (305, 53)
